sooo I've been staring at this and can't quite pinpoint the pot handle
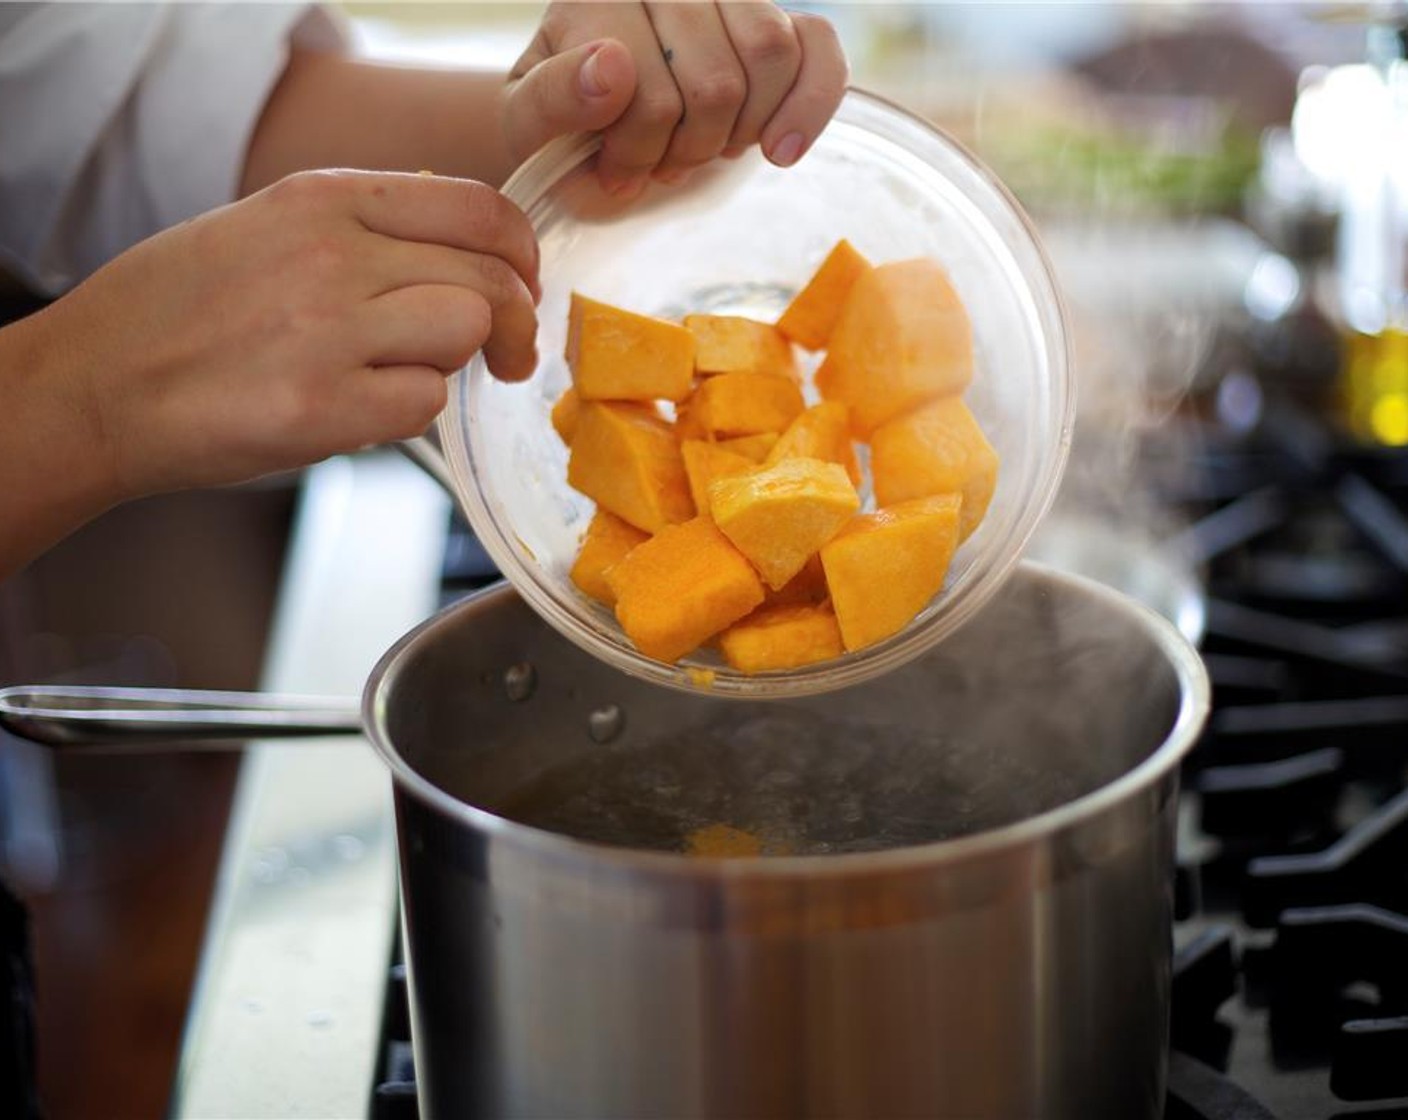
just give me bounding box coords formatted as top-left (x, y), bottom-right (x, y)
top-left (0, 685), bottom-right (362, 749)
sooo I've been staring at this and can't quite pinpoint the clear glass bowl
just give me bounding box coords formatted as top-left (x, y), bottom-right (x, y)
top-left (437, 89), bottom-right (1073, 698)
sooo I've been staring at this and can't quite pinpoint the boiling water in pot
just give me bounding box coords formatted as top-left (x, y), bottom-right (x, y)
top-left (494, 708), bottom-right (1088, 856)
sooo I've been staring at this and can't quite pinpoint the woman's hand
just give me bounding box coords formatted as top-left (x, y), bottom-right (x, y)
top-left (9, 169), bottom-right (537, 517)
top-left (503, 1), bottom-right (849, 197)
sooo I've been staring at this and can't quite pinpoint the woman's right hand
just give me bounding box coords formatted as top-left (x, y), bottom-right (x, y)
top-left (22, 168), bottom-right (539, 502)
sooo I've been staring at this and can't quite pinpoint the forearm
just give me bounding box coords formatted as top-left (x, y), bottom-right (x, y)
top-left (240, 49), bottom-right (516, 195)
top-left (0, 310), bottom-right (119, 581)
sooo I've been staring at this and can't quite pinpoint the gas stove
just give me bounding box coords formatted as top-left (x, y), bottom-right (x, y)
top-left (174, 392), bottom-right (1408, 1119)
top-left (1156, 392), bottom-right (1408, 1120)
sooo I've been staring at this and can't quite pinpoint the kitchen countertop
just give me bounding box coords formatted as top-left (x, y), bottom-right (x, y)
top-left (169, 451), bottom-right (448, 1119)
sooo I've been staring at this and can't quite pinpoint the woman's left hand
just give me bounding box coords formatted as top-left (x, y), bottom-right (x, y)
top-left (502, 1), bottom-right (848, 197)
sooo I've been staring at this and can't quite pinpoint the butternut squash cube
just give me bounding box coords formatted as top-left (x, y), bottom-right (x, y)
top-left (764, 401), bottom-right (862, 487)
top-left (684, 314), bottom-right (799, 381)
top-left (567, 292), bottom-right (695, 402)
top-left (718, 432), bottom-right (779, 462)
top-left (550, 387), bottom-right (581, 444)
top-left (681, 440), bottom-right (756, 516)
top-left (719, 603), bottom-right (844, 673)
top-left (776, 239), bottom-right (872, 351)
top-left (764, 553), bottom-right (828, 607)
top-left (709, 457), bottom-right (860, 591)
top-left (674, 395), bottom-right (709, 442)
top-left (685, 823), bottom-right (764, 857)
top-left (607, 517), bottom-right (765, 662)
top-left (690, 372), bottom-right (805, 438)
top-left (820, 494), bottom-right (962, 652)
top-left (567, 402), bottom-right (694, 533)
top-left (569, 510), bottom-right (649, 605)
top-left (871, 396), bottom-right (999, 542)
top-left (815, 259), bottom-right (974, 437)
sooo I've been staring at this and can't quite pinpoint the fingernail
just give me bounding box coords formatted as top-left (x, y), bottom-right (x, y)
top-left (655, 168), bottom-right (690, 186)
top-left (579, 46), bottom-right (610, 98)
top-left (721, 145), bottom-right (747, 160)
top-left (769, 131), bottom-right (807, 168)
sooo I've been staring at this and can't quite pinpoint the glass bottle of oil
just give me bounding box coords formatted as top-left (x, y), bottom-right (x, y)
top-left (1335, 21), bottom-right (1408, 447)
top-left (1339, 327), bottom-right (1408, 445)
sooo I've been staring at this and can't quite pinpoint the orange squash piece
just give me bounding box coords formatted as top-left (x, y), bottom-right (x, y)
top-left (567, 292), bottom-right (695, 402)
top-left (718, 432), bottom-right (779, 462)
top-left (764, 552), bottom-right (828, 607)
top-left (551, 387), bottom-right (581, 444)
top-left (776, 239), bottom-right (872, 351)
top-left (674, 395), bottom-right (708, 442)
top-left (567, 402), bottom-right (694, 534)
top-left (870, 396), bottom-right (999, 542)
top-left (685, 823), bottom-right (764, 857)
top-left (681, 440), bottom-right (756, 516)
top-left (709, 457), bottom-right (860, 591)
top-left (820, 494), bottom-right (962, 652)
top-left (607, 517), bottom-right (765, 662)
top-left (569, 509), bottom-right (649, 606)
top-left (764, 401), bottom-right (861, 487)
top-left (718, 603), bottom-right (844, 673)
top-left (815, 259), bottom-right (973, 437)
top-left (684, 314), bottom-right (799, 381)
top-left (690, 371), bottom-right (805, 438)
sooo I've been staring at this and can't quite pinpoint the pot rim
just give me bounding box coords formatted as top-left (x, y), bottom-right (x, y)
top-left (361, 561), bottom-right (1210, 876)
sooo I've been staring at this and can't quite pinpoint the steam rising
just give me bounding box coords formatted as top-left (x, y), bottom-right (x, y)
top-left (1027, 218), bottom-right (1251, 599)
top-left (430, 573), bottom-right (1188, 858)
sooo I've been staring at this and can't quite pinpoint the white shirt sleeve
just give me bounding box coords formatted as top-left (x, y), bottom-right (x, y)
top-left (0, 1), bottom-right (349, 296)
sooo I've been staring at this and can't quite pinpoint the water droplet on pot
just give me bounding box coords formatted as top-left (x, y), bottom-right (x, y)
top-left (503, 662), bottom-right (537, 702)
top-left (588, 704), bottom-right (625, 743)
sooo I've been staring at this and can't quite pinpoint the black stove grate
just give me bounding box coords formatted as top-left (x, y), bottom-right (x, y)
top-left (1157, 397), bottom-right (1408, 1120)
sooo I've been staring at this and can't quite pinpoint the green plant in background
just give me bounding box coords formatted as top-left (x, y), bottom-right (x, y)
top-left (983, 117), bottom-right (1262, 217)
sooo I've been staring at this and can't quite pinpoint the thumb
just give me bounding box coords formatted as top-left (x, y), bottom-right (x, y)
top-left (504, 39), bottom-right (637, 163)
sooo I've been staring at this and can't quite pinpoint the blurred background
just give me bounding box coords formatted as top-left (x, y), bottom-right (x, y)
top-left (6, 2), bottom-right (1408, 1117)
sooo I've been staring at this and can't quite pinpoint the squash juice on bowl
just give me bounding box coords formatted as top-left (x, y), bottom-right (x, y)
top-left (438, 89), bottom-right (1073, 698)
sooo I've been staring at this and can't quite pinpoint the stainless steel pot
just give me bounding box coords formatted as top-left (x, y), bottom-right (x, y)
top-left (0, 562), bottom-right (1209, 1120)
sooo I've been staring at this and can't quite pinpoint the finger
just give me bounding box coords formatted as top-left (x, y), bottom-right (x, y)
top-left (357, 284), bottom-right (493, 373)
top-left (587, 4), bottom-right (682, 193)
top-left (344, 172), bottom-right (541, 301)
top-left (717, 2), bottom-right (802, 155)
top-left (342, 365), bottom-right (452, 446)
top-left (503, 39), bottom-right (637, 166)
top-left (365, 240), bottom-right (542, 381)
top-left (758, 12), bottom-right (848, 168)
top-left (364, 253), bottom-right (539, 383)
top-left (642, 2), bottom-right (746, 176)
